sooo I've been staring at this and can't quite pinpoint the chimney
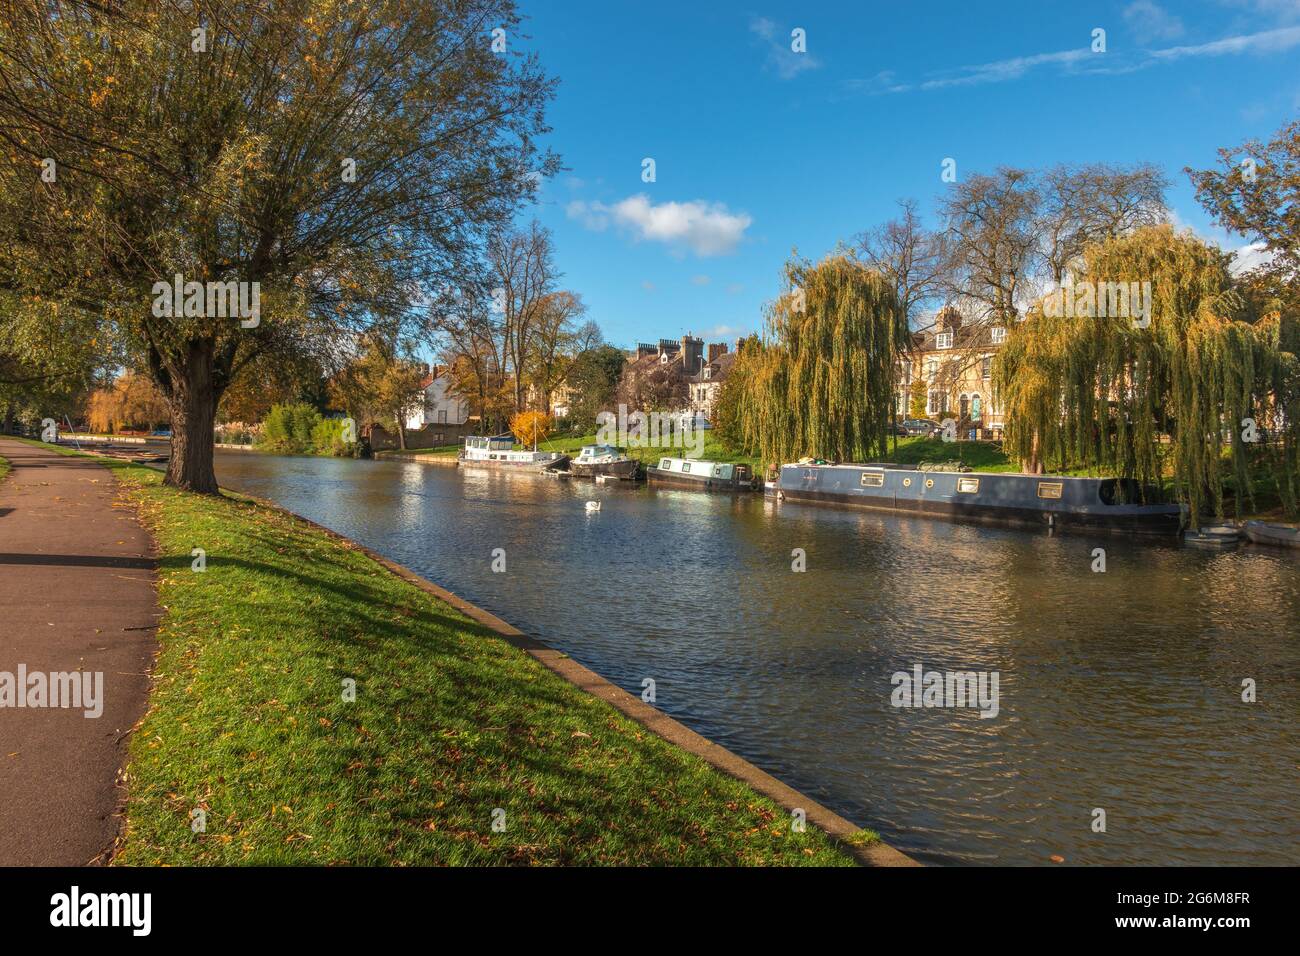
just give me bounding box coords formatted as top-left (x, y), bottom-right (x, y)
top-left (681, 335), bottom-right (703, 373)
top-left (707, 343), bottom-right (727, 363)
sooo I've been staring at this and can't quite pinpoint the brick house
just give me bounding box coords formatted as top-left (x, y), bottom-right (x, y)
top-left (897, 309), bottom-right (1007, 437)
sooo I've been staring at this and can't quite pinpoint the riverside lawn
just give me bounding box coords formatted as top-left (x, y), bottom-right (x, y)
top-left (42, 446), bottom-right (862, 865)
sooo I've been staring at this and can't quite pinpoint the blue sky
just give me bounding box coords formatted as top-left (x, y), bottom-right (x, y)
top-left (513, 0), bottom-right (1300, 348)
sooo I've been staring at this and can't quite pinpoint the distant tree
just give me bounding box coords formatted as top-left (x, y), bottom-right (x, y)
top-left (1188, 118), bottom-right (1300, 281)
top-left (565, 344), bottom-right (626, 433)
top-left (328, 339), bottom-right (427, 451)
top-left (527, 290), bottom-right (588, 413)
top-left (908, 378), bottom-right (928, 419)
top-left (509, 409), bottom-right (553, 450)
top-left (86, 372), bottom-right (168, 433)
top-left (855, 198), bottom-right (946, 331)
top-left (1038, 163), bottom-right (1169, 285)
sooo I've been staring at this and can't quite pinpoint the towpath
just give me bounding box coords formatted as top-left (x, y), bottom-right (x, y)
top-left (0, 439), bottom-right (158, 864)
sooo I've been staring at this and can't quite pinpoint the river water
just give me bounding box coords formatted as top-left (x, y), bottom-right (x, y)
top-left (214, 451), bottom-right (1300, 866)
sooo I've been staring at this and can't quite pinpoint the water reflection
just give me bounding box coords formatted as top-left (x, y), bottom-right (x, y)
top-left (215, 452), bottom-right (1300, 865)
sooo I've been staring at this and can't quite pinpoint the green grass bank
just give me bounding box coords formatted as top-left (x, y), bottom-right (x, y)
top-left (68, 452), bottom-right (862, 865)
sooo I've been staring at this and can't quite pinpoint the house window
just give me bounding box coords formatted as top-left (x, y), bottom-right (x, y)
top-left (991, 326), bottom-right (1006, 345)
top-left (957, 477), bottom-right (980, 494)
top-left (936, 332), bottom-right (953, 349)
top-left (437, 409), bottom-right (447, 424)
top-left (1037, 481), bottom-right (1064, 500)
top-left (982, 356), bottom-right (992, 380)
top-left (861, 470), bottom-right (885, 487)
top-left (928, 391), bottom-right (944, 415)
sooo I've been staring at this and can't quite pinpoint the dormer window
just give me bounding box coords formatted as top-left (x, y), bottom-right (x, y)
top-left (936, 332), bottom-right (953, 349)
top-left (703, 367), bottom-right (712, 379)
top-left (991, 326), bottom-right (1006, 345)
top-left (659, 353), bottom-right (669, 364)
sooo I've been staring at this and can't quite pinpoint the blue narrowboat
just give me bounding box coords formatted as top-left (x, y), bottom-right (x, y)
top-left (776, 463), bottom-right (1185, 536)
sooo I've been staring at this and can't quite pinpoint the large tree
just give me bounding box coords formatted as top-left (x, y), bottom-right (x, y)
top-left (0, 0), bottom-right (556, 491)
top-left (994, 225), bottom-right (1296, 524)
top-left (727, 255), bottom-right (906, 467)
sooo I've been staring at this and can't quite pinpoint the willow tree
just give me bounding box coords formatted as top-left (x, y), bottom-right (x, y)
top-left (994, 225), bottom-right (1296, 526)
top-left (729, 255), bottom-right (906, 469)
top-left (0, 0), bottom-right (556, 492)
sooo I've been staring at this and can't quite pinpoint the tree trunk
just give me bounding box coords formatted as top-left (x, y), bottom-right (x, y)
top-left (164, 340), bottom-right (221, 494)
top-left (395, 413), bottom-right (407, 450)
top-left (1021, 429), bottom-right (1043, 475)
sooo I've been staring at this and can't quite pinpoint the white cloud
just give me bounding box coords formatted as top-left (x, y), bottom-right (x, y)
top-left (1123, 1), bottom-right (1185, 43)
top-left (691, 274), bottom-right (711, 286)
top-left (1149, 24), bottom-right (1300, 60)
top-left (919, 48), bottom-right (1093, 91)
top-left (1170, 209), bottom-right (1276, 275)
top-left (1230, 241), bottom-right (1276, 275)
top-left (848, 24), bottom-right (1300, 95)
top-left (567, 194), bottom-right (752, 257)
top-left (750, 16), bottom-right (820, 80)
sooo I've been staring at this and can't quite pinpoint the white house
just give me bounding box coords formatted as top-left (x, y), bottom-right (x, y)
top-left (405, 366), bottom-right (469, 431)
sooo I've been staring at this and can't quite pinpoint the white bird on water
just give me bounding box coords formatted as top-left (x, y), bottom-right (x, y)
top-left (585, 500), bottom-right (601, 512)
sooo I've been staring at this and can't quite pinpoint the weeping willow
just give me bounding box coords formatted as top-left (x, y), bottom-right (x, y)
top-left (995, 225), bottom-right (1298, 527)
top-left (728, 255), bottom-right (906, 469)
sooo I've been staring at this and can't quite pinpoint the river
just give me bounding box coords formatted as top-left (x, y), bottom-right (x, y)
top-left (213, 450), bottom-right (1300, 866)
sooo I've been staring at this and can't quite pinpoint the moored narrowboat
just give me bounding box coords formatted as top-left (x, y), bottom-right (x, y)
top-left (458, 435), bottom-right (568, 472)
top-left (646, 456), bottom-right (758, 492)
top-left (776, 462), bottom-right (1184, 535)
top-left (568, 444), bottom-right (640, 480)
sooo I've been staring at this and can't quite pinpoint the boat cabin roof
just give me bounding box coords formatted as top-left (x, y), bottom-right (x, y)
top-left (465, 434), bottom-right (515, 450)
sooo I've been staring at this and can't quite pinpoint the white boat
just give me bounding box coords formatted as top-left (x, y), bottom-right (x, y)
top-left (1244, 520), bottom-right (1300, 549)
top-left (458, 435), bottom-right (568, 471)
top-left (569, 444), bottom-right (639, 479)
top-left (646, 456), bottom-right (757, 492)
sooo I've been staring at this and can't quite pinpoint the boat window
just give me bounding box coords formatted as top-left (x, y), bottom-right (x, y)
top-left (861, 471), bottom-right (885, 487)
top-left (660, 459), bottom-right (670, 469)
top-left (903, 477), bottom-right (912, 487)
top-left (957, 477), bottom-right (980, 494)
top-left (682, 462), bottom-right (691, 473)
top-left (1037, 481), bottom-right (1063, 499)
top-left (716, 464), bottom-right (732, 479)
top-left (924, 478), bottom-right (934, 489)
